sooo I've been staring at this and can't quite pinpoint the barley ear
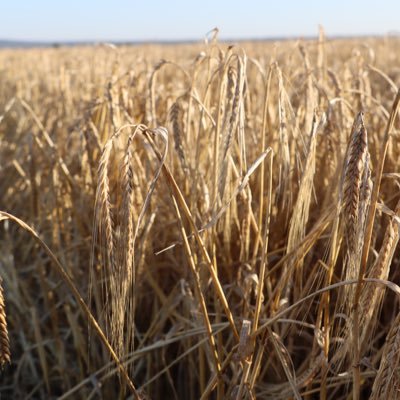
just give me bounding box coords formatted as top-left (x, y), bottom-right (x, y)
top-left (342, 112), bottom-right (368, 253)
top-left (0, 276), bottom-right (10, 368)
top-left (370, 312), bottom-right (400, 399)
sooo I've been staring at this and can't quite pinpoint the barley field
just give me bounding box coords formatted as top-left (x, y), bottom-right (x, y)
top-left (1, 33), bottom-right (400, 399)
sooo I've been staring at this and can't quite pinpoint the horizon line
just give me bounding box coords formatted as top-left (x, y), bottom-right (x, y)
top-left (1, 32), bottom-right (400, 48)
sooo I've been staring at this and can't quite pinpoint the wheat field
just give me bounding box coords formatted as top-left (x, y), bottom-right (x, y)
top-left (1, 32), bottom-right (400, 399)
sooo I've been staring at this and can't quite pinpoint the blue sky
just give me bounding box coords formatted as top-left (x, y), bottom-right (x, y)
top-left (1, 0), bottom-right (399, 42)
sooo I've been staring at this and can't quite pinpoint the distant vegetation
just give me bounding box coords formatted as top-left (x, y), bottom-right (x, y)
top-left (1, 31), bottom-right (400, 399)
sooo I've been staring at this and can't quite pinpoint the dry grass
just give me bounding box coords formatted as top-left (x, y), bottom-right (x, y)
top-left (1, 35), bottom-right (400, 399)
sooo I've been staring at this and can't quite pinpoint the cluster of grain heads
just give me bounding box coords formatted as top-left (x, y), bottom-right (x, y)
top-left (92, 124), bottom-right (168, 365)
top-left (0, 211), bottom-right (140, 397)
